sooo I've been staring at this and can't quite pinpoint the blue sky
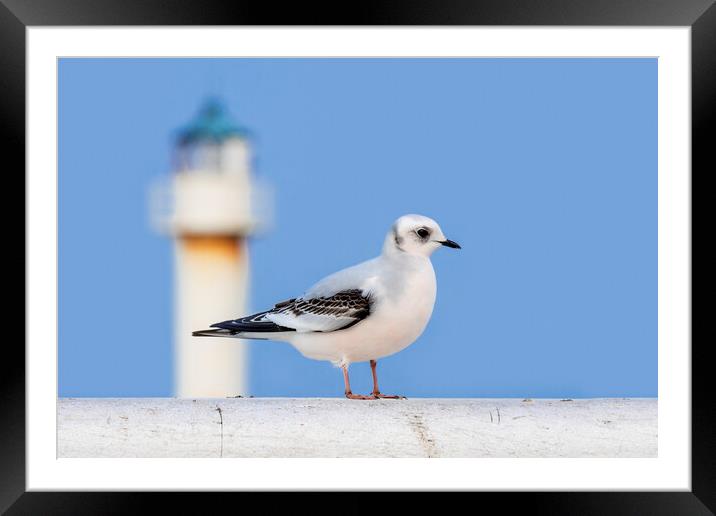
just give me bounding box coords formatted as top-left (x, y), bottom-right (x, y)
top-left (58, 58), bottom-right (657, 398)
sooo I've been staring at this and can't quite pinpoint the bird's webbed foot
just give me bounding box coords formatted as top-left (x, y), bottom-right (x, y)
top-left (344, 391), bottom-right (377, 400)
top-left (371, 392), bottom-right (407, 400)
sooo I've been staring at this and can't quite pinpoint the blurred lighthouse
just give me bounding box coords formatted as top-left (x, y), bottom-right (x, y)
top-left (152, 98), bottom-right (269, 397)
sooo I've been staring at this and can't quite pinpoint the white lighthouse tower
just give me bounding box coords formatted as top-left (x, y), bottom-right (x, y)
top-left (152, 98), bottom-right (265, 397)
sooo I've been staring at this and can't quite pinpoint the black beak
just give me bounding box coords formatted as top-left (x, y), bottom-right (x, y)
top-left (440, 239), bottom-right (461, 249)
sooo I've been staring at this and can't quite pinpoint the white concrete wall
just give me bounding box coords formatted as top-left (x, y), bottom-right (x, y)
top-left (58, 398), bottom-right (657, 458)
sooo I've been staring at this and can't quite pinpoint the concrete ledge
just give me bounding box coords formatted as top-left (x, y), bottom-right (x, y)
top-left (58, 398), bottom-right (657, 458)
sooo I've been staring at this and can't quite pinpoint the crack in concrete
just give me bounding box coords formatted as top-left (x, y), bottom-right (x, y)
top-left (215, 406), bottom-right (224, 458)
top-left (407, 412), bottom-right (438, 458)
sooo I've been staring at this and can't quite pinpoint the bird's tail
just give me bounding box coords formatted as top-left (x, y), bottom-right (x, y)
top-left (192, 328), bottom-right (239, 338)
top-left (192, 328), bottom-right (291, 340)
top-left (193, 310), bottom-right (296, 341)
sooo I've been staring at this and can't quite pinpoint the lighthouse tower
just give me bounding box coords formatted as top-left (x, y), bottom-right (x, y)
top-left (154, 99), bottom-right (261, 397)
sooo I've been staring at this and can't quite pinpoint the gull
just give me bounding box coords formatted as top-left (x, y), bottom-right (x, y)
top-left (193, 214), bottom-right (461, 399)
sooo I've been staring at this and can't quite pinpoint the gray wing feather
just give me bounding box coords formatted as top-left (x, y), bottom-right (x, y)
top-left (265, 289), bottom-right (372, 332)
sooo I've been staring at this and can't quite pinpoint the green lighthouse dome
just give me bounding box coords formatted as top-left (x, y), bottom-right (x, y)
top-left (176, 98), bottom-right (250, 146)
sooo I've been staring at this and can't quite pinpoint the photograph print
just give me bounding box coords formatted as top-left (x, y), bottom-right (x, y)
top-left (58, 57), bottom-right (657, 458)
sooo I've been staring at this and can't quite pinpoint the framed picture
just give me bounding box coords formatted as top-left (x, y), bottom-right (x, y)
top-left (9, 0), bottom-right (708, 511)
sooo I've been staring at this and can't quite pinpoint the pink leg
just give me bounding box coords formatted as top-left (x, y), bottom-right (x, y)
top-left (343, 365), bottom-right (375, 400)
top-left (370, 360), bottom-right (406, 399)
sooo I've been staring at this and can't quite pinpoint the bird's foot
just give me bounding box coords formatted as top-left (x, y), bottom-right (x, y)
top-left (372, 392), bottom-right (407, 400)
top-left (344, 391), bottom-right (376, 400)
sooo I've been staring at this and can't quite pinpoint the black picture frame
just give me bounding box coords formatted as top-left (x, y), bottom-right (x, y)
top-left (5, 0), bottom-right (710, 512)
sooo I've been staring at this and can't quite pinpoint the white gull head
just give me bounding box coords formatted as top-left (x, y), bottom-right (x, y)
top-left (383, 214), bottom-right (461, 258)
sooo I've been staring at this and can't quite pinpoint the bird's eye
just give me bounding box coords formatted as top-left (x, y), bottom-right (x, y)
top-left (416, 228), bottom-right (430, 239)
